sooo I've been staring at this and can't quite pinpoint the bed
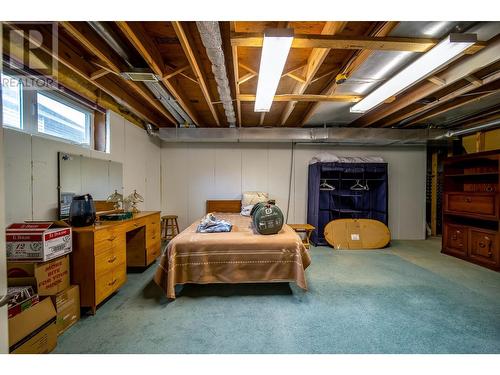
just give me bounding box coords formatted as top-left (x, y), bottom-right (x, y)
top-left (154, 200), bottom-right (311, 299)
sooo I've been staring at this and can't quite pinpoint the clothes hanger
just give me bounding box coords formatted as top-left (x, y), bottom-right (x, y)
top-left (350, 180), bottom-right (365, 191)
top-left (363, 180), bottom-right (370, 191)
top-left (320, 179), bottom-right (335, 191)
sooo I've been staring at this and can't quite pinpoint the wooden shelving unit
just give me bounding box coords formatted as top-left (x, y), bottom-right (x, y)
top-left (442, 150), bottom-right (500, 271)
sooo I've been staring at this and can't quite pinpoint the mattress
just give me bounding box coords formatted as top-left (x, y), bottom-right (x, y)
top-left (154, 213), bottom-right (311, 299)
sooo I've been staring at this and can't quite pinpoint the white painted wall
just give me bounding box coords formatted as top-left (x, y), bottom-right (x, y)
top-left (161, 142), bottom-right (427, 240)
top-left (3, 110), bottom-right (161, 224)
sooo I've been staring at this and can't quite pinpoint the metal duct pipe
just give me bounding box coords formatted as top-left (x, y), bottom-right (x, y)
top-left (196, 22), bottom-right (237, 127)
top-left (159, 127), bottom-right (447, 145)
top-left (436, 118), bottom-right (500, 138)
top-left (88, 22), bottom-right (194, 126)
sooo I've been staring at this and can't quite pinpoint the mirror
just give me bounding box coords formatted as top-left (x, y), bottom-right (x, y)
top-left (58, 152), bottom-right (123, 219)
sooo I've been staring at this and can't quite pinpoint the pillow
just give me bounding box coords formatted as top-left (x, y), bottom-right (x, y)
top-left (240, 204), bottom-right (253, 217)
top-left (242, 191), bottom-right (269, 208)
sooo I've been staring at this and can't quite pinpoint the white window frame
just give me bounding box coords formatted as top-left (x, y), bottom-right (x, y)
top-left (2, 68), bottom-right (97, 149)
top-left (35, 90), bottom-right (94, 147)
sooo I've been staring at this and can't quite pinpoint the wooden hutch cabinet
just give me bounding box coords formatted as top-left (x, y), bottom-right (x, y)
top-left (442, 150), bottom-right (499, 271)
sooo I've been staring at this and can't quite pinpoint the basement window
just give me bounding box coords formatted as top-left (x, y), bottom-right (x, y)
top-left (1, 73), bottom-right (23, 129)
top-left (36, 92), bottom-right (92, 146)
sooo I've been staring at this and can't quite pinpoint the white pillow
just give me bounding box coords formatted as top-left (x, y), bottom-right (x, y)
top-left (240, 204), bottom-right (253, 217)
top-left (242, 191), bottom-right (269, 208)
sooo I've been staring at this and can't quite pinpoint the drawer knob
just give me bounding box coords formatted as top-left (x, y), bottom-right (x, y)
top-left (108, 279), bottom-right (117, 286)
top-left (108, 256), bottom-right (117, 263)
top-left (465, 197), bottom-right (472, 203)
top-left (107, 236), bottom-right (116, 241)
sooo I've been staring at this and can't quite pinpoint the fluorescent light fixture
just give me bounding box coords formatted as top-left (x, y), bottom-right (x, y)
top-left (350, 33), bottom-right (476, 114)
top-left (254, 28), bottom-right (294, 112)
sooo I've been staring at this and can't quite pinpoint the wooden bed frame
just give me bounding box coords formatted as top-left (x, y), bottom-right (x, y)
top-left (206, 200), bottom-right (241, 214)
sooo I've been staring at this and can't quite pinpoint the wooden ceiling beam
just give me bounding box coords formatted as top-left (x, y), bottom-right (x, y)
top-left (379, 70), bottom-right (500, 127)
top-left (60, 21), bottom-right (176, 125)
top-left (4, 23), bottom-right (166, 127)
top-left (231, 32), bottom-right (485, 53)
top-left (115, 21), bottom-right (200, 125)
top-left (171, 21), bottom-right (221, 126)
top-left (90, 68), bottom-right (110, 81)
top-left (401, 80), bottom-right (500, 127)
top-left (238, 94), bottom-right (362, 102)
top-left (238, 72), bottom-right (257, 85)
top-left (231, 22), bottom-right (242, 126)
top-left (427, 76), bottom-right (447, 86)
top-left (279, 21), bottom-right (348, 126)
top-left (355, 36), bottom-right (500, 127)
top-left (300, 22), bottom-right (399, 126)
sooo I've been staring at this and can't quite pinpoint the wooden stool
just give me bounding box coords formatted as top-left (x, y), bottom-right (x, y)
top-left (288, 224), bottom-right (316, 249)
top-left (161, 215), bottom-right (180, 241)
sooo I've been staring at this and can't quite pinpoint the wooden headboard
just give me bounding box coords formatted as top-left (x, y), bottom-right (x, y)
top-left (206, 200), bottom-right (241, 214)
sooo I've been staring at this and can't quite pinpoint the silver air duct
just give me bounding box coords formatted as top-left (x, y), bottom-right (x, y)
top-left (196, 22), bottom-right (237, 127)
top-left (159, 127), bottom-right (448, 145)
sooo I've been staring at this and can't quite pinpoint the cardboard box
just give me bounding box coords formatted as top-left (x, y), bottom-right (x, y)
top-left (6, 221), bottom-right (72, 261)
top-left (7, 286), bottom-right (40, 318)
top-left (8, 255), bottom-right (70, 296)
top-left (50, 285), bottom-right (80, 335)
top-left (9, 297), bottom-right (57, 354)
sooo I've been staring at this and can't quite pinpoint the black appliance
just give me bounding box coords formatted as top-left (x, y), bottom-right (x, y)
top-left (69, 194), bottom-right (96, 227)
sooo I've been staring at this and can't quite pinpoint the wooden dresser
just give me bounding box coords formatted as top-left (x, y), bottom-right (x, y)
top-left (70, 211), bottom-right (161, 313)
top-left (442, 150), bottom-right (499, 271)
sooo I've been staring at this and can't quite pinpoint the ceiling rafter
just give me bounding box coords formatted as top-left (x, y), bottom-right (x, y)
top-left (230, 22), bottom-right (242, 126)
top-left (401, 80), bottom-right (500, 127)
top-left (379, 69), bottom-right (500, 127)
top-left (59, 21), bottom-right (176, 125)
top-left (278, 21), bottom-right (348, 126)
top-left (300, 21), bottom-right (399, 125)
top-left (115, 21), bottom-right (200, 125)
top-left (231, 32), bottom-right (485, 53)
top-left (354, 35), bottom-right (500, 128)
top-left (5, 23), bottom-right (166, 127)
top-left (171, 21), bottom-right (221, 126)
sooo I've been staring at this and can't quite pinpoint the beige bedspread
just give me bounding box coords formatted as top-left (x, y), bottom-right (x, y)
top-left (154, 213), bottom-right (311, 299)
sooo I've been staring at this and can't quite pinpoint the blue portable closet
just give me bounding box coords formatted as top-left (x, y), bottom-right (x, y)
top-left (307, 161), bottom-right (388, 246)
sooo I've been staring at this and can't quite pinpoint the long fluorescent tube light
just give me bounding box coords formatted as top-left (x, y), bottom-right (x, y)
top-left (350, 33), bottom-right (477, 114)
top-left (254, 28), bottom-right (294, 112)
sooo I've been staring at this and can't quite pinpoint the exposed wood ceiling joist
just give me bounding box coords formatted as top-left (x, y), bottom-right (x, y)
top-left (380, 69), bottom-right (500, 127)
top-left (401, 80), bottom-right (500, 127)
top-left (300, 21), bottom-right (399, 125)
top-left (353, 36), bottom-right (500, 127)
top-left (231, 32), bottom-right (485, 53)
top-left (279, 21), bottom-right (348, 126)
top-left (171, 21), bottom-right (221, 126)
top-left (115, 21), bottom-right (200, 125)
top-left (4, 23), bottom-right (164, 127)
top-left (60, 21), bottom-right (176, 125)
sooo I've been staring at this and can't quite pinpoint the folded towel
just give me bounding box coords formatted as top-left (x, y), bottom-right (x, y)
top-left (196, 213), bottom-right (232, 233)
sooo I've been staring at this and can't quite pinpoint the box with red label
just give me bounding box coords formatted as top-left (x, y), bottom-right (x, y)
top-left (8, 255), bottom-right (70, 296)
top-left (7, 286), bottom-right (40, 319)
top-left (6, 221), bottom-right (72, 261)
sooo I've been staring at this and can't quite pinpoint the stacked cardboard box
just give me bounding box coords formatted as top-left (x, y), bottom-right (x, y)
top-left (6, 221), bottom-right (80, 353)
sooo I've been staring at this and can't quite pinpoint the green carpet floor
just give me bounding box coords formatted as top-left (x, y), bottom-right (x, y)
top-left (54, 238), bottom-right (500, 354)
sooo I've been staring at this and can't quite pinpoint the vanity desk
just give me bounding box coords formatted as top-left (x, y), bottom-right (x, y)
top-left (70, 211), bottom-right (161, 314)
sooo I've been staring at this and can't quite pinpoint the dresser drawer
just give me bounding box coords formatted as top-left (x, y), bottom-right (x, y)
top-left (125, 218), bottom-right (147, 232)
top-left (95, 247), bottom-right (127, 276)
top-left (95, 233), bottom-right (125, 256)
top-left (95, 264), bottom-right (126, 305)
top-left (469, 229), bottom-right (498, 266)
top-left (445, 193), bottom-right (497, 218)
top-left (443, 224), bottom-right (468, 256)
